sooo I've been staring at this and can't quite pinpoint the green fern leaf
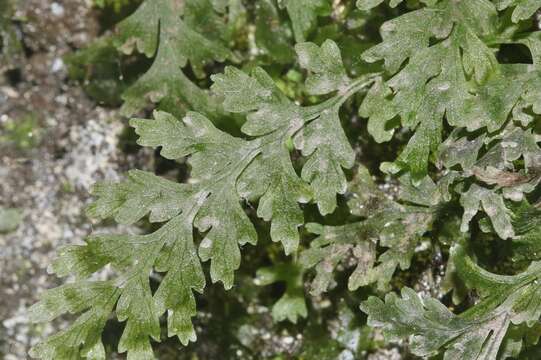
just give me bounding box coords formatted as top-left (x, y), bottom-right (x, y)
top-left (255, 263), bottom-right (307, 323)
top-left (30, 39), bottom-right (378, 359)
top-left (114, 0), bottom-right (234, 117)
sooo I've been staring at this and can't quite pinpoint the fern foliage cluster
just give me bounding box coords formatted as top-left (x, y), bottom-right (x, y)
top-left (31, 0), bottom-right (541, 359)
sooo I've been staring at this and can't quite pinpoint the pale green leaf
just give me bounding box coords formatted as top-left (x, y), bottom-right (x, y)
top-left (86, 169), bottom-right (188, 224)
top-left (295, 39), bottom-right (350, 95)
top-left (29, 282), bottom-right (118, 360)
top-left (495, 0), bottom-right (541, 22)
top-left (460, 184), bottom-right (515, 239)
top-left (255, 0), bottom-right (296, 64)
top-left (438, 130), bottom-right (486, 171)
top-left (278, 0), bottom-right (331, 42)
top-left (360, 287), bottom-right (511, 360)
top-left (114, 0), bottom-right (233, 117)
top-left (301, 167), bottom-right (436, 292)
top-left (255, 263), bottom-right (307, 323)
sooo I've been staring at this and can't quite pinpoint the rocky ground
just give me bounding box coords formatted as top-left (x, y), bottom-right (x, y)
top-left (0, 0), bottom-right (150, 357)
